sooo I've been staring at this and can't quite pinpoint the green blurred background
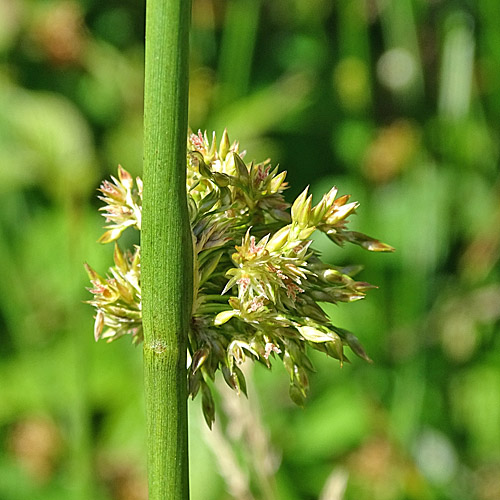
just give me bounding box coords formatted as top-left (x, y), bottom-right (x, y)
top-left (1, 0), bottom-right (500, 499)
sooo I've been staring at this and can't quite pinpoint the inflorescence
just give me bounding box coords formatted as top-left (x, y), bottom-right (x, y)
top-left (85, 130), bottom-right (393, 427)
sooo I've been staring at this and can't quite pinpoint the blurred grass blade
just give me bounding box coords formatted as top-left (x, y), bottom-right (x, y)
top-left (216, 0), bottom-right (261, 107)
top-left (438, 11), bottom-right (475, 120)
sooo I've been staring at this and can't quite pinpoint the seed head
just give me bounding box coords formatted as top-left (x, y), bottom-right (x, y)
top-left (85, 130), bottom-right (393, 427)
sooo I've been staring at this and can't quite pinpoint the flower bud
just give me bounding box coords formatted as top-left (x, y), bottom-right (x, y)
top-left (266, 225), bottom-right (291, 253)
top-left (212, 172), bottom-right (231, 187)
top-left (201, 383), bottom-right (215, 428)
top-left (297, 325), bottom-right (334, 343)
top-left (233, 153), bottom-right (249, 181)
top-left (118, 165), bottom-right (133, 190)
top-left (191, 347), bottom-right (210, 373)
top-left (341, 330), bottom-right (373, 362)
top-left (348, 231), bottom-right (396, 252)
top-left (113, 244), bottom-right (127, 273)
top-left (291, 187), bottom-right (309, 222)
top-left (188, 372), bottom-right (201, 398)
top-left (219, 128), bottom-right (231, 160)
top-left (94, 310), bottom-right (104, 341)
top-left (222, 366), bottom-right (239, 393)
top-left (269, 170), bottom-right (287, 193)
top-left (289, 382), bottom-right (306, 407)
top-left (98, 227), bottom-right (124, 244)
top-left (214, 309), bottom-right (238, 325)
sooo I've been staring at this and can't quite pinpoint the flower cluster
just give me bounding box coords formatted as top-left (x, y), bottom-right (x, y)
top-left (85, 130), bottom-right (393, 427)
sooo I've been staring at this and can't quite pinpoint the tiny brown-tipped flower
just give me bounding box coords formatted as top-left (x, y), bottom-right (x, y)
top-left (94, 310), bottom-right (104, 341)
top-left (98, 227), bottom-right (124, 244)
top-left (97, 166), bottom-right (142, 242)
top-left (118, 164), bottom-right (133, 190)
top-left (113, 243), bottom-right (127, 272)
top-left (84, 262), bottom-right (101, 282)
top-left (325, 201), bottom-right (359, 226)
top-left (334, 327), bottom-right (373, 363)
top-left (347, 231), bottom-right (396, 252)
top-left (222, 365), bottom-right (240, 393)
top-left (191, 347), bottom-right (210, 373)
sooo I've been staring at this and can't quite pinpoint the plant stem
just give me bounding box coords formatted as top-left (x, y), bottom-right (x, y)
top-left (142, 0), bottom-right (192, 498)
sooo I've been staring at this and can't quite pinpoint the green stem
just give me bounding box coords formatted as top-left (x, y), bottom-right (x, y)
top-left (200, 294), bottom-right (230, 302)
top-left (142, 0), bottom-right (192, 498)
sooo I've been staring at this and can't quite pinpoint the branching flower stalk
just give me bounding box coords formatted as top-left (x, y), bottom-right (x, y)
top-left (86, 130), bottom-right (394, 429)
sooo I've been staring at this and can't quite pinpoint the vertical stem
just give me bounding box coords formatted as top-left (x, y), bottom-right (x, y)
top-left (142, 0), bottom-right (192, 498)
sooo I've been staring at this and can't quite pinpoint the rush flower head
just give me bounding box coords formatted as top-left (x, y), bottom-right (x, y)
top-left (86, 129), bottom-right (394, 427)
